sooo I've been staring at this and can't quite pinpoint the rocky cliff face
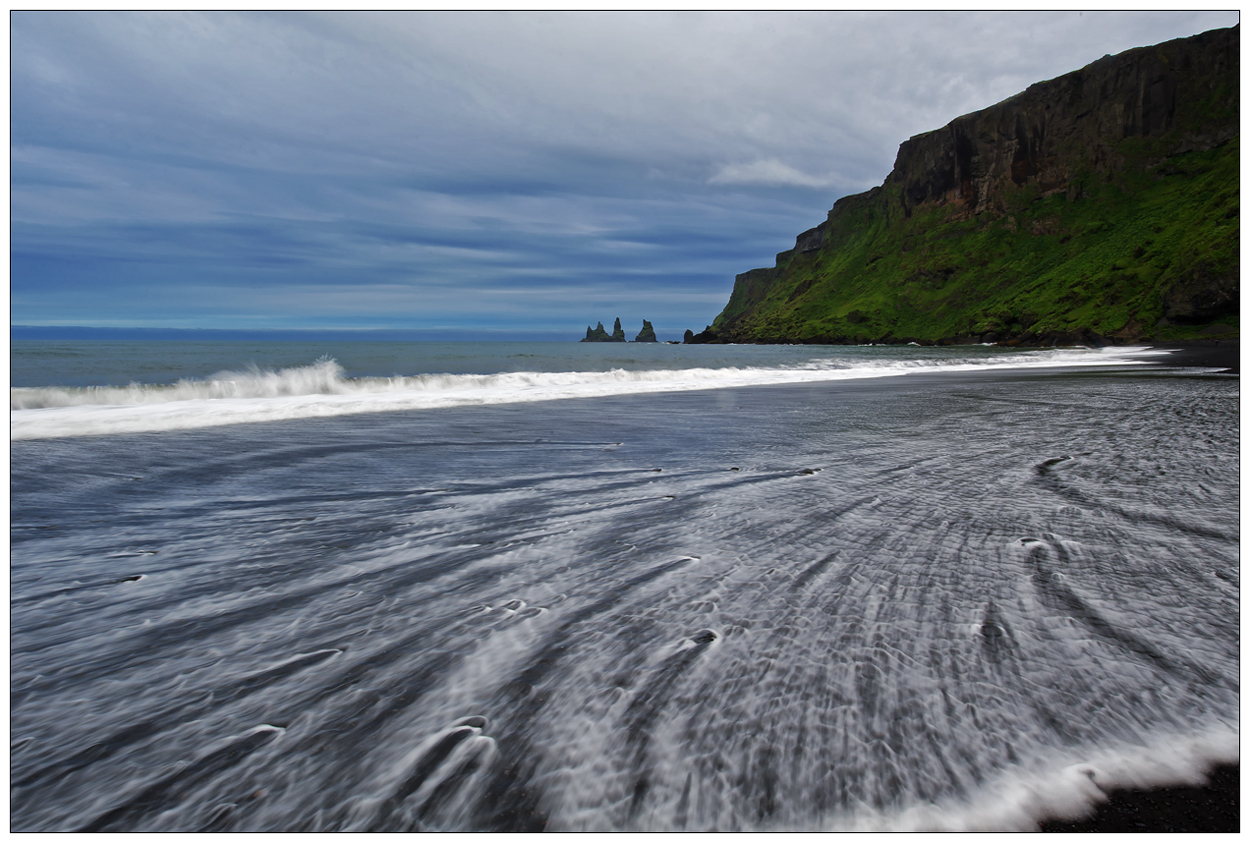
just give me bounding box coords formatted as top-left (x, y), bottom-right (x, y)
top-left (706, 25), bottom-right (1239, 346)
top-left (888, 25), bottom-right (1237, 218)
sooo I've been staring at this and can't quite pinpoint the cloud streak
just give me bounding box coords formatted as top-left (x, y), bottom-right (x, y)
top-left (709, 159), bottom-right (848, 189)
top-left (10, 11), bottom-right (1239, 339)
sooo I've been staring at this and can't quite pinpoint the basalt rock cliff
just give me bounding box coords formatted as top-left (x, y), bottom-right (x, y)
top-left (703, 25), bottom-right (1239, 346)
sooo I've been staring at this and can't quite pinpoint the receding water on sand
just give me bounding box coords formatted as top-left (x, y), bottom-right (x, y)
top-left (10, 354), bottom-right (1238, 831)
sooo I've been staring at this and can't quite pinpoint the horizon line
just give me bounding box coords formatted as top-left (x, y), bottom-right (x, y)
top-left (9, 324), bottom-right (690, 343)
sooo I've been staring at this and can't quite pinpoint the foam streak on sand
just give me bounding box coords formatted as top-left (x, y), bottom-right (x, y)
top-left (10, 347), bottom-right (1164, 439)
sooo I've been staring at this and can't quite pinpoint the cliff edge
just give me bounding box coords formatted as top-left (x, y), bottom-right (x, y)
top-left (706, 25), bottom-right (1238, 346)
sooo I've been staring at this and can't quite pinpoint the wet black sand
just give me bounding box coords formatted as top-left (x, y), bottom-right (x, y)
top-left (1039, 764), bottom-right (1239, 832)
top-left (11, 355), bottom-right (1238, 831)
top-left (1037, 342), bottom-right (1241, 834)
top-left (1152, 341), bottom-right (1240, 374)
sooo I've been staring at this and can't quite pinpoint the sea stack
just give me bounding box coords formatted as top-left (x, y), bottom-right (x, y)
top-left (581, 318), bottom-right (630, 342)
top-left (634, 320), bottom-right (658, 342)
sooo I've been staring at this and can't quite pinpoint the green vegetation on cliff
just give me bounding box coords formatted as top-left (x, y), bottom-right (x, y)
top-left (709, 26), bottom-right (1239, 346)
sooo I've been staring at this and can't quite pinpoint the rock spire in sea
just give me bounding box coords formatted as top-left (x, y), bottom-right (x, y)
top-left (580, 318), bottom-right (657, 342)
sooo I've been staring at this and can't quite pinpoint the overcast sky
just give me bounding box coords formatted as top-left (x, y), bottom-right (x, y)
top-left (11, 10), bottom-right (1239, 340)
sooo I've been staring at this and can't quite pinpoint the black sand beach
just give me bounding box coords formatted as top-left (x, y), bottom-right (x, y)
top-left (11, 352), bottom-right (1238, 831)
top-left (1040, 764), bottom-right (1239, 832)
top-left (1040, 341), bottom-right (1239, 834)
top-left (1153, 341), bottom-right (1240, 374)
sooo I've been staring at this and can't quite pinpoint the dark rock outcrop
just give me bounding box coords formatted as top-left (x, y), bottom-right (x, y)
top-left (581, 322), bottom-right (611, 342)
top-left (683, 326), bottom-right (722, 344)
top-left (1160, 262), bottom-right (1239, 325)
top-left (634, 320), bottom-right (658, 342)
top-left (581, 318), bottom-right (630, 342)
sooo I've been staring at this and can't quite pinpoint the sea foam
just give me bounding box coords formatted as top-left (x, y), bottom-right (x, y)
top-left (825, 725), bottom-right (1238, 832)
top-left (11, 347), bottom-right (1166, 440)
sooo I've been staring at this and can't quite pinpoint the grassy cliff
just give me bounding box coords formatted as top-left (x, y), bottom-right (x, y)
top-left (705, 26), bottom-right (1239, 346)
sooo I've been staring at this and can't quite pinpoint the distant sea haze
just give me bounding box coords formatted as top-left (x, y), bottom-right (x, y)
top-left (10, 339), bottom-right (1238, 831)
top-left (9, 325), bottom-right (591, 343)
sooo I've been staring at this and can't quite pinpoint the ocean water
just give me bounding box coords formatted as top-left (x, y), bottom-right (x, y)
top-left (9, 341), bottom-right (1239, 831)
top-left (8, 340), bottom-right (1189, 440)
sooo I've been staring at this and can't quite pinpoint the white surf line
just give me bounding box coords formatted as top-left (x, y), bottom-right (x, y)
top-left (11, 349), bottom-right (1158, 441)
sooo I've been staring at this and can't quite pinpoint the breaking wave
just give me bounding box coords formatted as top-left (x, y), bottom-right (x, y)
top-left (11, 347), bottom-right (1164, 440)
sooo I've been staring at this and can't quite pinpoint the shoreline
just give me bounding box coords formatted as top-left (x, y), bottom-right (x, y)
top-left (1150, 342), bottom-right (1240, 373)
top-left (1039, 763), bottom-right (1239, 832)
top-left (12, 347), bottom-right (1237, 831)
